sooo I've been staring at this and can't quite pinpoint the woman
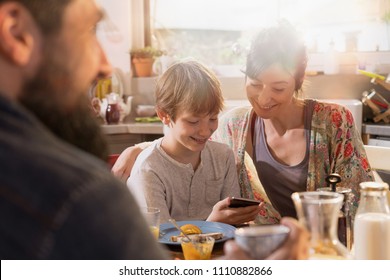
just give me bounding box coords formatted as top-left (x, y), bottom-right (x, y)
top-left (211, 22), bottom-right (373, 224)
top-left (113, 22), bottom-right (373, 224)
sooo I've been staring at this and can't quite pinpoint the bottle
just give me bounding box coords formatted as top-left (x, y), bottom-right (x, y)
top-left (354, 182), bottom-right (390, 260)
top-left (292, 191), bottom-right (352, 259)
top-left (323, 40), bottom-right (339, 74)
top-left (105, 92), bottom-right (120, 125)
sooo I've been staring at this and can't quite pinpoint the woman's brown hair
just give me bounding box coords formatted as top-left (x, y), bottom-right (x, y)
top-left (245, 21), bottom-right (307, 94)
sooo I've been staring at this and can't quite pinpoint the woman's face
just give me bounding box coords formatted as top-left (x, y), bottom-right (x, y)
top-left (246, 63), bottom-right (296, 119)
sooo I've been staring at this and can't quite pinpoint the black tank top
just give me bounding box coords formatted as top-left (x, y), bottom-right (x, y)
top-left (252, 100), bottom-right (315, 218)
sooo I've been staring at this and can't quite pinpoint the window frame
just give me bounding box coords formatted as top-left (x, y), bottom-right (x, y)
top-left (138, 0), bottom-right (390, 76)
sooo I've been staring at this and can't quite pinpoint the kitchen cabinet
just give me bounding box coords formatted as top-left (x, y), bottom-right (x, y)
top-left (101, 123), bottom-right (164, 154)
top-left (362, 123), bottom-right (390, 147)
top-left (104, 133), bottom-right (162, 154)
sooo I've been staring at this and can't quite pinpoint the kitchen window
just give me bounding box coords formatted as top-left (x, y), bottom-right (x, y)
top-left (146, 0), bottom-right (390, 75)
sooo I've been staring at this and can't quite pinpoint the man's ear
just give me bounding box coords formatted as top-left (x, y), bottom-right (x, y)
top-left (156, 109), bottom-right (171, 125)
top-left (0, 3), bottom-right (37, 66)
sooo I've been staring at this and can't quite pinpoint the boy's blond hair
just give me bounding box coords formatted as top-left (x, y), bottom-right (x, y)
top-left (155, 61), bottom-right (224, 121)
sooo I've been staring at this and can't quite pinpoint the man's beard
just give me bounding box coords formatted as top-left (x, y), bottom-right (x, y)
top-left (19, 60), bottom-right (109, 162)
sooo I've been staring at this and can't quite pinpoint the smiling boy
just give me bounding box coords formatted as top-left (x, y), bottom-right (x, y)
top-left (127, 61), bottom-right (261, 225)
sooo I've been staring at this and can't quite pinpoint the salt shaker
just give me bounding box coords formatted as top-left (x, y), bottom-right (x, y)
top-left (354, 182), bottom-right (390, 259)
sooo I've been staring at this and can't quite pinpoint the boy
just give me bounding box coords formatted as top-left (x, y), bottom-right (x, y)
top-left (127, 61), bottom-right (260, 224)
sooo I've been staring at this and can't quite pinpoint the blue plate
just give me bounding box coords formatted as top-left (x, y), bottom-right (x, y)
top-left (158, 220), bottom-right (236, 245)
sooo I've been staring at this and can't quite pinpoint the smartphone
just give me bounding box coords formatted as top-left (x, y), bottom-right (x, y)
top-left (229, 197), bottom-right (261, 208)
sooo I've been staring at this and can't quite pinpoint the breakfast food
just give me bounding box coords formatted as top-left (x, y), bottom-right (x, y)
top-left (181, 236), bottom-right (215, 260)
top-left (169, 223), bottom-right (224, 242)
top-left (171, 232), bottom-right (224, 242)
top-left (179, 224), bottom-right (202, 235)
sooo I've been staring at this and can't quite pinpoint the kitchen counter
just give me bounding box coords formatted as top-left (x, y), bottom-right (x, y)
top-left (101, 122), bottom-right (164, 154)
top-left (362, 123), bottom-right (390, 137)
top-left (101, 122), bottom-right (164, 135)
top-left (362, 122), bottom-right (390, 147)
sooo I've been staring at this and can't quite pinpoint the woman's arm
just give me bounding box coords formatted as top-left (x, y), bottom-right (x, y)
top-left (111, 142), bottom-right (152, 181)
top-left (310, 102), bottom-right (374, 217)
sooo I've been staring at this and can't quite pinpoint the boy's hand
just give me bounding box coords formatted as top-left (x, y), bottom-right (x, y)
top-left (206, 197), bottom-right (262, 225)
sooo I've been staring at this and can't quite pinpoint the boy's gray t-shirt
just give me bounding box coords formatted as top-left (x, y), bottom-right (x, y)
top-left (127, 138), bottom-right (240, 223)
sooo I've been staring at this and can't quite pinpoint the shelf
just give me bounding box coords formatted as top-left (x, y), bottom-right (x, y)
top-left (362, 123), bottom-right (390, 137)
top-left (101, 122), bottom-right (164, 135)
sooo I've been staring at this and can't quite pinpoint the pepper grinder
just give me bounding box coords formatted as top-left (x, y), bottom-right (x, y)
top-left (324, 173), bottom-right (353, 250)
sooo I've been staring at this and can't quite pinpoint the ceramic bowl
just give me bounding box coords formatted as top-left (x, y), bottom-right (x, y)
top-left (234, 225), bottom-right (290, 259)
top-left (136, 105), bottom-right (156, 117)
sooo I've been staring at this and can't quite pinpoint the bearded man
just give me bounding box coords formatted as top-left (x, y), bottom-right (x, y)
top-left (0, 0), bottom-right (167, 259)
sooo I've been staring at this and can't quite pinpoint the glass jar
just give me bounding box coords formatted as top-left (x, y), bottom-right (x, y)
top-left (105, 93), bottom-right (120, 125)
top-left (292, 191), bottom-right (352, 259)
top-left (354, 182), bottom-right (390, 260)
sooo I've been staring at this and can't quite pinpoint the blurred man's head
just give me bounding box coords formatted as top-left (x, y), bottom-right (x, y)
top-left (0, 0), bottom-right (72, 35)
top-left (0, 0), bottom-right (112, 160)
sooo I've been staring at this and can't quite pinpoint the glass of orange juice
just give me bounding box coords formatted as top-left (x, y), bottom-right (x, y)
top-left (141, 207), bottom-right (160, 239)
top-left (181, 236), bottom-right (215, 260)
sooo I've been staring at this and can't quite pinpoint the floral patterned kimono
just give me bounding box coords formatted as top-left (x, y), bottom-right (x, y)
top-left (212, 99), bottom-right (373, 224)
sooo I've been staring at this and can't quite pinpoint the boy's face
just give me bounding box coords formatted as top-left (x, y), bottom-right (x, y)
top-left (167, 110), bottom-right (219, 153)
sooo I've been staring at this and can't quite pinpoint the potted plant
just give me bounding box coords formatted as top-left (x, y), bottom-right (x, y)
top-left (130, 46), bottom-right (165, 77)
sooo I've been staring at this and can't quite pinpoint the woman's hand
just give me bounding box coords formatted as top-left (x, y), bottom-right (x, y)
top-left (111, 145), bottom-right (143, 181)
top-left (266, 217), bottom-right (309, 260)
top-left (206, 197), bottom-right (262, 225)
